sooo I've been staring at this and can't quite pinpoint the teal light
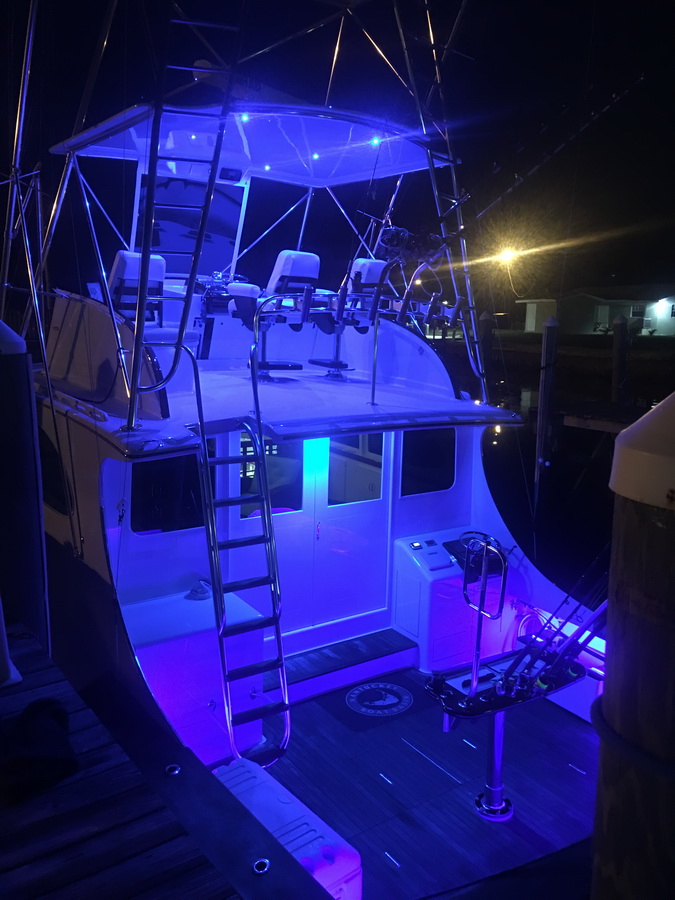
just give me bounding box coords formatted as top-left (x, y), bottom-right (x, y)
top-left (312, 152), bottom-right (320, 160)
top-left (241, 113), bottom-right (250, 122)
top-left (370, 136), bottom-right (381, 146)
top-left (304, 438), bottom-right (329, 479)
top-left (264, 164), bottom-right (271, 171)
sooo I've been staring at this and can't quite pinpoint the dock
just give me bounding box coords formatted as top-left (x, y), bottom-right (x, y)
top-left (0, 627), bottom-right (239, 899)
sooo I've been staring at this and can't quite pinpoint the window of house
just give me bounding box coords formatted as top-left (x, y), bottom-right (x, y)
top-left (401, 428), bottom-right (456, 496)
top-left (630, 304), bottom-right (645, 318)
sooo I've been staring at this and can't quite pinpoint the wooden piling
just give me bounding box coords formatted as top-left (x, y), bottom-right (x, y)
top-left (591, 393), bottom-right (675, 899)
top-left (611, 314), bottom-right (628, 404)
top-left (534, 315), bottom-right (557, 511)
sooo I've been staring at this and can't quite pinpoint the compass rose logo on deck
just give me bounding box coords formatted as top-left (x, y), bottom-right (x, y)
top-left (345, 682), bottom-right (414, 717)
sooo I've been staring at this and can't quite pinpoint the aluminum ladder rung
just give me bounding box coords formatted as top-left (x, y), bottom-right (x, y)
top-left (153, 203), bottom-right (205, 211)
top-left (171, 18), bottom-right (239, 32)
top-left (231, 700), bottom-right (289, 727)
top-left (243, 744), bottom-right (287, 767)
top-left (220, 614), bottom-right (278, 639)
top-left (156, 153), bottom-right (213, 164)
top-left (213, 493), bottom-right (262, 509)
top-left (211, 454), bottom-right (260, 465)
top-left (226, 657), bottom-right (282, 682)
top-left (217, 534), bottom-right (267, 551)
top-left (221, 574), bottom-right (273, 594)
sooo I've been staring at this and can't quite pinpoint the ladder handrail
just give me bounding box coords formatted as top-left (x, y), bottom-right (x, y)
top-left (163, 340), bottom-right (290, 765)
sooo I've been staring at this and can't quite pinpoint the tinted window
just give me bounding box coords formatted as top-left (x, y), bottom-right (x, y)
top-left (38, 428), bottom-right (71, 515)
top-left (240, 435), bottom-right (303, 517)
top-left (328, 433), bottom-right (382, 505)
top-left (401, 428), bottom-right (455, 495)
top-left (131, 455), bottom-right (203, 532)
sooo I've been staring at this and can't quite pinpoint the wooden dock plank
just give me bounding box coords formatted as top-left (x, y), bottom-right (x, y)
top-left (0, 632), bottom-right (240, 900)
top-left (40, 837), bottom-right (238, 900)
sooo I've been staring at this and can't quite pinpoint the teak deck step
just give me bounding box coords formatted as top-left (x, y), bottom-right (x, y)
top-left (263, 628), bottom-right (419, 703)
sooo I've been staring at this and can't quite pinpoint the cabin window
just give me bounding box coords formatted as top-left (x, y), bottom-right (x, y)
top-left (131, 455), bottom-right (203, 533)
top-left (38, 428), bottom-right (72, 515)
top-left (239, 435), bottom-right (303, 517)
top-left (328, 433), bottom-right (383, 505)
top-left (401, 428), bottom-right (456, 496)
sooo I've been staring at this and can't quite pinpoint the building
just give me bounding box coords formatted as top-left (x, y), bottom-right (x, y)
top-left (517, 284), bottom-right (675, 335)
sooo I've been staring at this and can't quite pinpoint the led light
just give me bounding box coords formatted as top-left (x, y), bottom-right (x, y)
top-left (312, 152), bottom-right (320, 160)
top-left (415, 279), bottom-right (422, 285)
top-left (241, 113), bottom-right (250, 122)
top-left (498, 248), bottom-right (517, 263)
top-left (370, 136), bottom-right (381, 146)
top-left (190, 134), bottom-right (197, 140)
top-left (264, 164), bottom-right (271, 171)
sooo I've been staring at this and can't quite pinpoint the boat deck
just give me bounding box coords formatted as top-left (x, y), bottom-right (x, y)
top-left (0, 628), bottom-right (239, 899)
top-left (269, 667), bottom-right (599, 899)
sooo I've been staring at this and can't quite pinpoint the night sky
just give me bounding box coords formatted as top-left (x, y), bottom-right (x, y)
top-left (2, 0), bottom-right (673, 299)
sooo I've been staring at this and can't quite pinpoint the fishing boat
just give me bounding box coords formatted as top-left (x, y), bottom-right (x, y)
top-left (2, 3), bottom-right (607, 897)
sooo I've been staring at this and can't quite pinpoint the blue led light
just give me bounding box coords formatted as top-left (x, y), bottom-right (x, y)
top-left (241, 113), bottom-right (250, 122)
top-left (264, 164), bottom-right (271, 171)
top-left (312, 152), bottom-right (320, 160)
top-left (370, 136), bottom-right (381, 146)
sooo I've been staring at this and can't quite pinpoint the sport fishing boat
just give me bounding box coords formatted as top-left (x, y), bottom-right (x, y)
top-left (2, 3), bottom-right (607, 897)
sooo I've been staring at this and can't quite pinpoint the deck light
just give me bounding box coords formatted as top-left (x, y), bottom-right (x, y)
top-left (312, 152), bottom-right (320, 160)
top-left (241, 113), bottom-right (250, 122)
top-left (264, 164), bottom-right (271, 171)
top-left (370, 136), bottom-right (381, 146)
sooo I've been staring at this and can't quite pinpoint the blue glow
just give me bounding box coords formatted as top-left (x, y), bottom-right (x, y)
top-left (304, 438), bottom-right (329, 478)
top-left (241, 113), bottom-right (250, 122)
top-left (312, 152), bottom-right (320, 160)
top-left (370, 136), bottom-right (381, 146)
top-left (190, 134), bottom-right (197, 140)
top-left (264, 164), bottom-right (271, 171)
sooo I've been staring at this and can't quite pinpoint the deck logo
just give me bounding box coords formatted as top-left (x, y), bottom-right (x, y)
top-left (345, 682), bottom-right (414, 717)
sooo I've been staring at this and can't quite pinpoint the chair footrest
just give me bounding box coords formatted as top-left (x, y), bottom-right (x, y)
top-left (258, 361), bottom-right (303, 371)
top-left (308, 358), bottom-right (349, 369)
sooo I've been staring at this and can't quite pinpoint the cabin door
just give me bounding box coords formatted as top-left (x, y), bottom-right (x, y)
top-left (303, 434), bottom-right (390, 631)
top-left (228, 432), bottom-right (390, 645)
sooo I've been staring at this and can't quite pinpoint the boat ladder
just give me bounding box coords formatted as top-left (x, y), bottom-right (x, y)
top-left (126, 13), bottom-right (242, 427)
top-left (183, 342), bottom-right (290, 768)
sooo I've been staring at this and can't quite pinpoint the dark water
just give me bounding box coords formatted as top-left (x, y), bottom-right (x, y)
top-left (481, 413), bottom-right (614, 603)
top-left (434, 338), bottom-right (621, 603)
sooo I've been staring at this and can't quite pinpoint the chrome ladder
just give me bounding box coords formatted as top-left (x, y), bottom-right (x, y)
top-left (126, 13), bottom-right (241, 430)
top-left (184, 346), bottom-right (291, 769)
